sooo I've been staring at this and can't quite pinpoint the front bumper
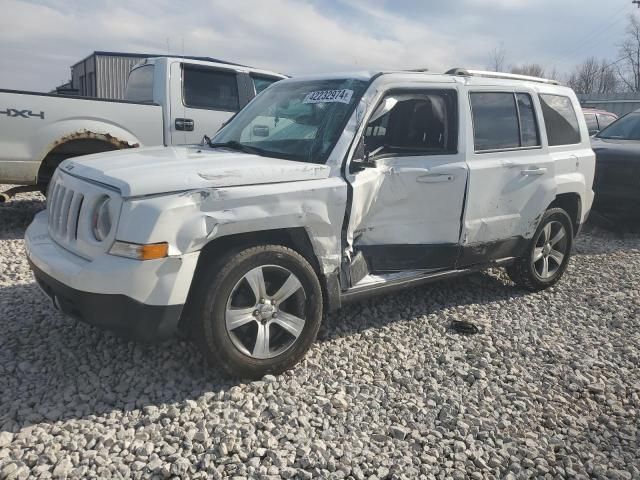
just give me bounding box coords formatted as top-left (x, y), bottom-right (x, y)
top-left (31, 261), bottom-right (182, 341)
top-left (25, 210), bottom-right (200, 342)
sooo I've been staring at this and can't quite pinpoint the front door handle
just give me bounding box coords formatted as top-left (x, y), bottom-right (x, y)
top-left (175, 118), bottom-right (194, 131)
top-left (521, 167), bottom-right (547, 176)
top-left (417, 173), bottom-right (455, 183)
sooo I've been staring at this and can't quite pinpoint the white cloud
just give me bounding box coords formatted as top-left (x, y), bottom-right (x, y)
top-left (0, 0), bottom-right (630, 91)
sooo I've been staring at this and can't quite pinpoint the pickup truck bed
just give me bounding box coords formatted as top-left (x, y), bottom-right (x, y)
top-left (0, 89), bottom-right (163, 186)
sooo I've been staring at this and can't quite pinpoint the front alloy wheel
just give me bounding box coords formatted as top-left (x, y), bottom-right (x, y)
top-left (192, 245), bottom-right (323, 378)
top-left (225, 265), bottom-right (307, 360)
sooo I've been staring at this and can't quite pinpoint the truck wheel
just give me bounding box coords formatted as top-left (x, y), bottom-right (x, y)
top-left (192, 245), bottom-right (323, 378)
top-left (506, 208), bottom-right (574, 291)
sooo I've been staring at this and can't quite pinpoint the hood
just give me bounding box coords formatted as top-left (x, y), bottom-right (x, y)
top-left (60, 146), bottom-right (331, 197)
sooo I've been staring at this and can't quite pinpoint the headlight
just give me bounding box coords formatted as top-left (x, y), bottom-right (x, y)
top-left (92, 196), bottom-right (112, 241)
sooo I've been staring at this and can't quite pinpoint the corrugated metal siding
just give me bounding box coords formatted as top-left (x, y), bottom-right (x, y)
top-left (578, 93), bottom-right (640, 117)
top-left (71, 57), bottom-right (96, 97)
top-left (96, 55), bottom-right (146, 99)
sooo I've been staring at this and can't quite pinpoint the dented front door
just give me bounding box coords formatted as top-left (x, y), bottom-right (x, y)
top-left (346, 87), bottom-right (468, 273)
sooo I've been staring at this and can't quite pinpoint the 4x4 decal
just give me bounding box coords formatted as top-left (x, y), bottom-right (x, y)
top-left (0, 108), bottom-right (45, 119)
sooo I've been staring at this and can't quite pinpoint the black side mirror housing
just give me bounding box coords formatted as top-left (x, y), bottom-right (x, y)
top-left (350, 139), bottom-right (377, 173)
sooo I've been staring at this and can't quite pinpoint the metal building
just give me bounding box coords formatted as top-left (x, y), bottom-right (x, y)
top-left (64, 51), bottom-right (243, 100)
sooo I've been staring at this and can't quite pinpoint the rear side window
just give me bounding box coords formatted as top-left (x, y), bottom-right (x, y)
top-left (252, 76), bottom-right (280, 94)
top-left (539, 94), bottom-right (581, 146)
top-left (124, 65), bottom-right (154, 103)
top-left (183, 65), bottom-right (239, 111)
top-left (471, 92), bottom-right (541, 151)
top-left (363, 90), bottom-right (458, 156)
top-left (598, 114), bottom-right (616, 130)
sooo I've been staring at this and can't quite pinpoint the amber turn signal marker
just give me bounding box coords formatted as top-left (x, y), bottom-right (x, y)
top-left (140, 243), bottom-right (169, 260)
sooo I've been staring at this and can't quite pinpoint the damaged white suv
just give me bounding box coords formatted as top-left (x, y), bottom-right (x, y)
top-left (26, 69), bottom-right (595, 377)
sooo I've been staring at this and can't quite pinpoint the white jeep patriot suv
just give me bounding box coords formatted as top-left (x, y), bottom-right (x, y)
top-left (25, 68), bottom-right (595, 378)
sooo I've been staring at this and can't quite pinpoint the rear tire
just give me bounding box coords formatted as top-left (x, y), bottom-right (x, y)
top-left (191, 244), bottom-right (323, 378)
top-left (506, 208), bottom-right (574, 291)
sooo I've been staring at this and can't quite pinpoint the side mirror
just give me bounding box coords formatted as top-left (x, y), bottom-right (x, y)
top-left (252, 125), bottom-right (270, 137)
top-left (589, 129), bottom-right (599, 136)
top-left (350, 139), bottom-right (377, 173)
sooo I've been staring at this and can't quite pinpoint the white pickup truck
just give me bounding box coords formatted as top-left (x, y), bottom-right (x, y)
top-left (0, 56), bottom-right (285, 199)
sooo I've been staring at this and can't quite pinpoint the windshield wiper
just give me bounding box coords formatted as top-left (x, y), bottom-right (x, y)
top-left (207, 140), bottom-right (264, 156)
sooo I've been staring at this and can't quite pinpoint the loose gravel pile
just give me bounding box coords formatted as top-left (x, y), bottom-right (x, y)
top-left (1, 188), bottom-right (639, 480)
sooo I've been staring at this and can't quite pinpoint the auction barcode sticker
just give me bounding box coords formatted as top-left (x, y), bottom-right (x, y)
top-left (303, 89), bottom-right (354, 104)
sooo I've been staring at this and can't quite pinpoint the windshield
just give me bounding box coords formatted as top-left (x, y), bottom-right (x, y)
top-left (597, 112), bottom-right (640, 140)
top-left (211, 78), bottom-right (369, 163)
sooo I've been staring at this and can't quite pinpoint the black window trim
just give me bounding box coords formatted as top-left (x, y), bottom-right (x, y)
top-left (538, 93), bottom-right (582, 148)
top-left (470, 91), bottom-right (542, 154)
top-left (358, 87), bottom-right (460, 161)
top-left (181, 63), bottom-right (241, 113)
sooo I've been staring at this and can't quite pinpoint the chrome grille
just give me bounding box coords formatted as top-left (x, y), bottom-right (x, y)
top-left (48, 180), bottom-right (84, 242)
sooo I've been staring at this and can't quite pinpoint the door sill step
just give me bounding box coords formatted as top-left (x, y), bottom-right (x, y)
top-left (342, 267), bottom-right (470, 304)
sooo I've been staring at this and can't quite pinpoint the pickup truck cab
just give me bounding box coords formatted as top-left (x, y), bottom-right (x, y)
top-left (0, 56), bottom-right (285, 192)
top-left (25, 69), bottom-right (595, 378)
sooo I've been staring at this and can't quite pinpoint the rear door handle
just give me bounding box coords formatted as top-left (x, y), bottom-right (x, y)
top-left (521, 167), bottom-right (547, 176)
top-left (175, 118), bottom-right (194, 131)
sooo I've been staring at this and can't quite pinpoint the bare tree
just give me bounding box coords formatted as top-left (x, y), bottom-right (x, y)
top-left (617, 14), bottom-right (640, 92)
top-left (567, 57), bottom-right (619, 94)
top-left (487, 43), bottom-right (507, 72)
top-left (510, 64), bottom-right (546, 77)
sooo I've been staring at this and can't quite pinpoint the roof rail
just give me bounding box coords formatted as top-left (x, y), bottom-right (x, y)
top-left (445, 68), bottom-right (560, 86)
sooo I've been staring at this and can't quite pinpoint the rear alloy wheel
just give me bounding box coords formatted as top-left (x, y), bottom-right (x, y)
top-left (192, 245), bottom-right (323, 378)
top-left (506, 208), bottom-right (574, 291)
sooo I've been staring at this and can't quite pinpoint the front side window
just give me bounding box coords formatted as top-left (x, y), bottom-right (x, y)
top-left (471, 92), bottom-right (520, 151)
top-left (183, 65), bottom-right (239, 111)
top-left (252, 76), bottom-right (280, 94)
top-left (213, 78), bottom-right (369, 163)
top-left (124, 65), bottom-right (154, 103)
top-left (598, 114), bottom-right (617, 130)
top-left (539, 94), bottom-right (581, 146)
top-left (363, 90), bottom-right (458, 156)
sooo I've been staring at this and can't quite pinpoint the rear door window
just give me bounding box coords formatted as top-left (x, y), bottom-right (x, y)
top-left (470, 93), bottom-right (521, 151)
top-left (539, 94), bottom-right (581, 146)
top-left (183, 65), bottom-right (239, 111)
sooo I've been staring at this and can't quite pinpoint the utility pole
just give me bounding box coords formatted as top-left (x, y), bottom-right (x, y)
top-left (634, 0), bottom-right (640, 8)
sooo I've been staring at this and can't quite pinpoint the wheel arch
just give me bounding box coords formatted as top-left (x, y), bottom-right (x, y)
top-left (549, 192), bottom-right (582, 236)
top-left (179, 228), bottom-right (339, 334)
top-left (37, 131), bottom-right (139, 185)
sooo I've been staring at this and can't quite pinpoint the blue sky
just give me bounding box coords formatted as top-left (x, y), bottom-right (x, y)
top-left (0, 0), bottom-right (635, 91)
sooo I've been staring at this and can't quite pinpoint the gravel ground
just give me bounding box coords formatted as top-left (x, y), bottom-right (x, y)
top-left (1, 188), bottom-right (639, 480)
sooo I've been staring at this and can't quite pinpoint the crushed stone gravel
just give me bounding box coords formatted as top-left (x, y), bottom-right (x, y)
top-left (0, 187), bottom-right (639, 479)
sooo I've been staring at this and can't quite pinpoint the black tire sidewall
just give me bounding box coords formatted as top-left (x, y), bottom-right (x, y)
top-left (198, 246), bottom-right (322, 378)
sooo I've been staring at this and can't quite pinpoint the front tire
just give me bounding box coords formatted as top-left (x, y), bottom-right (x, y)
top-left (192, 245), bottom-right (323, 378)
top-left (506, 208), bottom-right (574, 291)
